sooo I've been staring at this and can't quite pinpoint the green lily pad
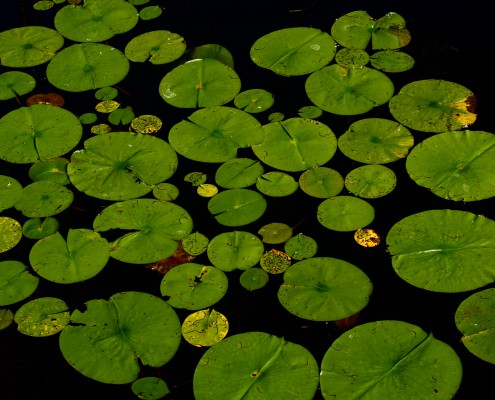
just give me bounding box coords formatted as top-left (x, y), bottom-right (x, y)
top-left (15, 181), bottom-right (73, 217)
top-left (215, 158), bottom-right (264, 189)
top-left (152, 182), bottom-right (179, 202)
top-left (59, 291), bottom-right (181, 384)
top-left (320, 320), bottom-right (462, 399)
top-left (0, 105), bottom-right (82, 164)
top-left (250, 27), bottom-right (336, 76)
top-left (159, 58), bottom-right (241, 108)
top-left (370, 50), bottom-right (415, 73)
top-left (125, 30), bottom-right (186, 64)
top-left (22, 217), bottom-right (59, 239)
top-left (0, 309), bottom-right (14, 330)
top-left (79, 112), bottom-right (98, 124)
top-left (207, 230), bottom-right (264, 271)
top-left (181, 232), bottom-right (209, 256)
top-left (278, 257), bottom-right (373, 321)
top-left (234, 89), bottom-right (274, 113)
top-left (54, 0), bottom-right (139, 42)
top-left (46, 43), bottom-right (130, 92)
top-left (337, 118), bottom-right (414, 164)
top-left (0, 175), bottom-right (23, 212)
top-left (33, 1), bottom-right (55, 11)
top-left (297, 105), bottom-right (322, 119)
top-left (0, 261), bottom-right (39, 307)
top-left (252, 118), bottom-right (337, 172)
top-left (108, 106), bottom-right (135, 125)
top-left (317, 196), bottom-right (375, 232)
top-left (298, 167), bottom-right (344, 198)
top-left (29, 229), bottom-right (109, 284)
top-left (193, 332), bottom-right (319, 399)
top-left (169, 106), bottom-right (264, 163)
top-left (455, 288), bottom-right (495, 364)
top-left (186, 44), bottom-right (234, 68)
top-left (331, 11), bottom-right (411, 50)
top-left (130, 115), bottom-right (162, 134)
top-left (131, 377), bottom-right (170, 400)
top-left (139, 5), bottom-right (163, 20)
top-left (182, 309), bottom-right (229, 347)
top-left (239, 268), bottom-right (269, 291)
top-left (95, 86), bottom-right (118, 100)
top-left (258, 222), bottom-right (293, 244)
top-left (208, 188), bottom-right (267, 227)
top-left (284, 233), bottom-right (318, 260)
top-left (335, 48), bottom-right (369, 69)
top-left (14, 297), bottom-right (70, 337)
top-left (160, 263), bottom-right (228, 310)
top-left (406, 130), bottom-right (495, 201)
top-left (260, 249), bottom-right (291, 274)
top-left (345, 164), bottom-right (397, 198)
top-left (68, 131), bottom-right (178, 201)
top-left (93, 199), bottom-right (193, 264)
top-left (0, 71), bottom-right (36, 100)
top-left (389, 79), bottom-right (477, 133)
top-left (29, 157), bottom-right (70, 185)
top-left (305, 64), bottom-right (394, 115)
top-left (256, 171), bottom-right (299, 197)
top-left (386, 209), bottom-right (495, 292)
top-left (0, 26), bottom-right (64, 67)
top-left (0, 217), bottom-right (22, 253)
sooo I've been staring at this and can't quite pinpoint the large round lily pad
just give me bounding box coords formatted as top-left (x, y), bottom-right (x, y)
top-left (68, 132), bottom-right (178, 201)
top-left (250, 27), bottom-right (336, 76)
top-left (0, 105), bottom-right (82, 164)
top-left (93, 199), bottom-right (193, 264)
top-left (54, 0), bottom-right (139, 42)
top-left (193, 332), bottom-right (319, 399)
top-left (252, 118), bottom-right (337, 172)
top-left (169, 106), bottom-right (264, 163)
top-left (208, 189), bottom-right (267, 227)
top-left (320, 320), bottom-right (462, 399)
top-left (278, 257), bottom-right (372, 321)
top-left (0, 261), bottom-right (39, 307)
top-left (46, 43), bottom-right (130, 92)
top-left (386, 209), bottom-right (495, 292)
top-left (305, 65), bottom-right (394, 115)
top-left (59, 291), bottom-right (181, 384)
top-left (389, 79), bottom-right (477, 133)
top-left (406, 130), bottom-right (495, 201)
top-left (0, 26), bottom-right (64, 67)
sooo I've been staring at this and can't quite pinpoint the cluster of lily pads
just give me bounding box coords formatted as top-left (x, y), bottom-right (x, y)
top-left (0, 1), bottom-right (494, 399)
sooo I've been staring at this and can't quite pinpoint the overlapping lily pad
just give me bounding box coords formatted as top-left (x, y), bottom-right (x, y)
top-left (15, 181), bottom-right (74, 218)
top-left (0, 261), bottom-right (39, 306)
top-left (68, 132), bottom-right (178, 201)
top-left (215, 158), bottom-right (264, 188)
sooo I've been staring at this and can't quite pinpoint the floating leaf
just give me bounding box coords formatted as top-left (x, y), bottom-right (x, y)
top-left (0, 309), bottom-right (14, 330)
top-left (234, 89), bottom-right (274, 113)
top-left (317, 196), bottom-right (375, 232)
top-left (186, 44), bottom-right (234, 68)
top-left (182, 232), bottom-right (209, 256)
top-left (386, 209), bottom-right (495, 292)
top-left (153, 182), bottom-right (179, 201)
top-left (255, 171), bottom-right (299, 197)
top-left (139, 5), bottom-right (163, 20)
top-left (215, 158), bottom-right (264, 189)
top-left (26, 92), bottom-right (64, 106)
top-left (0, 261), bottom-right (39, 306)
top-left (239, 268), bottom-right (269, 291)
top-left (193, 332), bottom-right (319, 399)
top-left (125, 30), bottom-right (186, 64)
top-left (131, 115), bottom-right (162, 134)
top-left (59, 291), bottom-right (181, 384)
top-left (182, 309), bottom-right (229, 347)
top-left (258, 222), bottom-right (293, 244)
top-left (297, 105), bottom-right (322, 119)
top-left (108, 106), bottom-right (135, 125)
top-left (95, 100), bottom-right (120, 113)
top-left (284, 233), bottom-right (318, 260)
top-left (184, 172), bottom-right (207, 186)
top-left (354, 228), bottom-right (381, 247)
top-left (197, 184), bottom-right (218, 197)
top-left (15, 181), bottom-right (73, 217)
top-left (0, 71), bottom-right (36, 100)
top-left (131, 377), bottom-right (170, 400)
top-left (79, 112), bottom-right (98, 124)
top-left (0, 175), bottom-right (23, 212)
top-left (320, 320), bottom-right (462, 399)
top-left (345, 164), bottom-right (397, 198)
top-left (370, 50), bottom-right (415, 72)
top-left (260, 249), bottom-right (291, 274)
top-left (298, 167), bottom-right (344, 198)
top-left (95, 86), bottom-right (118, 100)
top-left (29, 157), bottom-right (70, 185)
top-left (0, 217), bottom-right (22, 253)
top-left (22, 217), bottom-right (59, 239)
top-left (335, 48), bottom-right (369, 68)
top-left (91, 123), bottom-right (112, 134)
top-left (15, 297), bottom-right (70, 337)
top-left (278, 257), bottom-right (373, 321)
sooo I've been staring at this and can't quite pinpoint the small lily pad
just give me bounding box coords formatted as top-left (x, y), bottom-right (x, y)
top-left (182, 309), bottom-right (229, 347)
top-left (335, 48), bottom-right (369, 69)
top-left (215, 158), bottom-right (264, 189)
top-left (345, 164), bottom-right (397, 198)
top-left (260, 249), bottom-right (291, 274)
top-left (256, 171), bottom-right (299, 197)
top-left (152, 182), bottom-right (179, 202)
top-left (298, 167), bottom-right (344, 198)
top-left (22, 217), bottom-right (59, 239)
top-left (14, 297), bottom-right (70, 337)
top-left (0, 175), bottom-right (23, 212)
top-left (234, 89), bottom-right (274, 113)
top-left (131, 377), bottom-right (170, 400)
top-left (370, 50), bottom-right (415, 73)
top-left (182, 232), bottom-right (209, 256)
top-left (317, 196), bottom-right (375, 232)
top-left (0, 309), bottom-right (14, 330)
top-left (0, 217), bottom-right (22, 253)
top-left (125, 30), bottom-right (186, 64)
top-left (258, 222), bottom-right (293, 244)
top-left (239, 268), bottom-right (269, 291)
top-left (0, 261), bottom-right (39, 307)
top-left (15, 181), bottom-right (73, 217)
top-left (284, 233), bottom-right (318, 260)
top-left (28, 157), bottom-right (70, 185)
top-left (0, 71), bottom-right (36, 100)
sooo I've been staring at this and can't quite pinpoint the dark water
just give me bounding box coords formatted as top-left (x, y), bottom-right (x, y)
top-left (1, 0), bottom-right (494, 399)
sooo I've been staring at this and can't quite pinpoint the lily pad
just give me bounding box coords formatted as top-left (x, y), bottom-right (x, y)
top-left (139, 5), bottom-right (163, 20)
top-left (93, 199), bottom-right (193, 264)
top-left (46, 43), bottom-right (130, 92)
top-left (386, 209), bottom-right (495, 292)
top-left (250, 27), bottom-right (336, 76)
top-left (22, 217), bottom-right (59, 239)
top-left (208, 188), bottom-right (267, 227)
top-left (406, 130), bottom-right (495, 201)
top-left (193, 332), bottom-right (319, 399)
top-left (59, 291), bottom-right (181, 384)
top-left (331, 11), bottom-right (411, 50)
top-left (389, 79), bottom-right (477, 133)
top-left (317, 196), bottom-right (375, 232)
top-left (182, 309), bottom-right (229, 347)
top-left (186, 44), bottom-right (234, 68)
top-left (337, 118), bottom-right (414, 164)
top-left (298, 167), bottom-right (344, 198)
top-left (0, 175), bottom-right (23, 212)
top-left (0, 26), bottom-right (64, 67)
top-left (252, 118), bottom-right (337, 172)
top-left (0, 71), bottom-right (36, 100)
top-left (207, 230), bottom-right (264, 271)
top-left (160, 263), bottom-right (228, 310)
top-left (125, 30), bottom-right (186, 64)
top-left (0, 309), bottom-right (14, 330)
top-left (260, 249), bottom-right (291, 274)
top-left (0, 217), bottom-right (22, 253)
top-left (68, 131), bottom-right (178, 201)
top-left (215, 158), bottom-right (264, 189)
top-left (152, 182), bottom-right (179, 202)
top-left (239, 268), bottom-right (269, 291)
top-left (455, 288), bottom-right (495, 364)
top-left (29, 157), bottom-right (70, 185)
top-left (320, 320), bottom-right (462, 399)
top-left (54, 0), bottom-right (139, 42)
top-left (0, 261), bottom-right (39, 307)
top-left (305, 64), bottom-right (394, 115)
top-left (29, 229), bottom-right (109, 284)
top-left (284, 233), bottom-right (318, 260)
top-left (14, 297), bottom-right (70, 337)
top-left (278, 257), bottom-right (373, 321)
top-left (234, 89), bottom-right (274, 113)
top-left (15, 181), bottom-right (73, 217)
top-left (159, 58), bottom-right (241, 108)
top-left (345, 164), bottom-right (397, 198)
top-left (258, 222), bottom-right (293, 244)
top-left (131, 377), bottom-right (170, 400)
top-left (335, 48), bottom-right (369, 69)
top-left (370, 50), bottom-right (415, 73)
top-left (255, 171), bottom-right (299, 197)
top-left (169, 106), bottom-right (264, 163)
top-left (0, 105), bottom-right (82, 164)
